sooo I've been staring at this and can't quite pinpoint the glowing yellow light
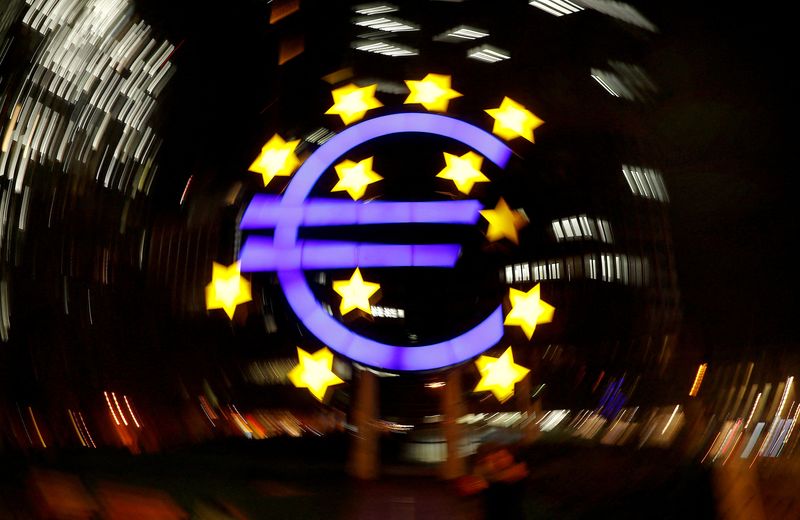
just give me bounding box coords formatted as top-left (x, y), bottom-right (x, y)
top-left (332, 268), bottom-right (380, 315)
top-left (404, 73), bottom-right (462, 112)
top-left (474, 347), bottom-right (530, 403)
top-left (325, 83), bottom-right (383, 125)
top-left (331, 156), bottom-right (383, 200)
top-left (480, 198), bottom-right (528, 244)
top-left (248, 134), bottom-right (301, 187)
top-left (485, 97), bottom-right (544, 142)
top-left (288, 346), bottom-right (344, 401)
top-left (436, 151), bottom-right (489, 195)
top-left (504, 284), bottom-right (555, 340)
top-left (689, 363), bottom-right (707, 397)
top-left (205, 261), bottom-right (252, 319)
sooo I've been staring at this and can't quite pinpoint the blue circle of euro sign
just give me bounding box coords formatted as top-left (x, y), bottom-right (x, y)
top-left (240, 113), bottom-right (514, 371)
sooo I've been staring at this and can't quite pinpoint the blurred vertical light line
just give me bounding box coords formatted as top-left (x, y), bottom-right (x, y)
top-left (745, 392), bottom-right (761, 429)
top-left (1, 104), bottom-right (21, 152)
top-left (68, 409), bottom-right (87, 446)
top-left (87, 288), bottom-right (93, 324)
top-left (28, 407), bottom-right (47, 448)
top-left (111, 391), bottom-right (128, 426)
top-left (783, 403), bottom-right (800, 451)
top-left (104, 390), bottom-right (120, 425)
top-left (77, 412), bottom-right (96, 448)
top-left (123, 395), bottom-right (140, 428)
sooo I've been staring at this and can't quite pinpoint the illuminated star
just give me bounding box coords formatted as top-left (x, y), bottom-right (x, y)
top-left (474, 347), bottom-right (530, 403)
top-left (205, 261), bottom-right (252, 319)
top-left (436, 151), bottom-right (489, 195)
top-left (504, 284), bottom-right (555, 339)
top-left (288, 347), bottom-right (344, 401)
top-left (480, 198), bottom-right (528, 244)
top-left (325, 83), bottom-right (383, 125)
top-left (332, 157), bottom-right (383, 200)
top-left (333, 268), bottom-right (380, 315)
top-left (485, 97), bottom-right (544, 142)
top-left (248, 134), bottom-right (300, 187)
top-left (404, 73), bottom-right (462, 112)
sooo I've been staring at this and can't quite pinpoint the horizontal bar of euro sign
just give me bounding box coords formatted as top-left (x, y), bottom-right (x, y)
top-left (239, 197), bottom-right (483, 229)
top-left (239, 238), bottom-right (462, 271)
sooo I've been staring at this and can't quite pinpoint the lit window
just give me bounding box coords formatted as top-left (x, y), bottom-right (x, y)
top-left (354, 15), bottom-right (418, 32)
top-left (467, 45), bottom-right (510, 63)
top-left (352, 40), bottom-right (418, 57)
top-left (622, 164), bottom-right (668, 202)
top-left (353, 3), bottom-right (398, 15)
top-left (435, 25), bottom-right (489, 42)
top-left (529, 0), bottom-right (583, 16)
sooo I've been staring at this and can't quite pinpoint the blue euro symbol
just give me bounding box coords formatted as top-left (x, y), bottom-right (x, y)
top-left (239, 113), bottom-right (513, 371)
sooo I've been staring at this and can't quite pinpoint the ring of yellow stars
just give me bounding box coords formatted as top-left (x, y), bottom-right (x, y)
top-left (325, 83), bottom-right (383, 125)
top-left (205, 261), bottom-right (252, 319)
top-left (404, 73), bottom-right (462, 112)
top-left (332, 157), bottom-right (383, 200)
top-left (474, 347), bottom-right (530, 403)
top-left (504, 284), bottom-right (555, 339)
top-left (480, 198), bottom-right (528, 244)
top-left (332, 268), bottom-right (380, 315)
top-left (248, 134), bottom-right (300, 188)
top-left (288, 347), bottom-right (344, 401)
top-left (485, 97), bottom-right (544, 142)
top-left (436, 151), bottom-right (489, 195)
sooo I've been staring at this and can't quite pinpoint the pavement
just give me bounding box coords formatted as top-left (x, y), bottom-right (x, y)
top-left (0, 436), bottom-right (717, 519)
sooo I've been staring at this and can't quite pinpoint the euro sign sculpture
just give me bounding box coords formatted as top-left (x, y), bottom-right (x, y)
top-left (239, 113), bottom-right (513, 371)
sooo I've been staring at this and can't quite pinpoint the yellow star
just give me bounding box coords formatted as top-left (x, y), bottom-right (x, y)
top-left (474, 347), bottom-right (530, 403)
top-left (485, 97), bottom-right (544, 142)
top-left (288, 347), bottom-right (344, 401)
top-left (332, 268), bottom-right (380, 315)
top-left (325, 83), bottom-right (383, 125)
top-left (248, 134), bottom-right (300, 187)
top-left (331, 157), bottom-right (383, 200)
top-left (504, 284), bottom-right (555, 340)
top-left (205, 261), bottom-right (252, 319)
top-left (436, 151), bottom-right (489, 195)
top-left (404, 73), bottom-right (462, 112)
top-left (480, 198), bottom-right (528, 244)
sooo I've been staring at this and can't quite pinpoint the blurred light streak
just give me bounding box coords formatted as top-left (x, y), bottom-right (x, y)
top-left (741, 422), bottom-right (764, 459)
top-left (755, 377), bottom-right (794, 461)
top-left (179, 175), bottom-right (193, 205)
top-left (1, 104), bottom-right (20, 152)
top-left (689, 363), bottom-right (707, 397)
top-left (353, 3), bottom-right (398, 15)
top-left (784, 403), bottom-right (800, 449)
top-left (104, 391), bottom-right (120, 425)
top-left (701, 430), bottom-right (722, 463)
top-left (112, 392), bottom-right (128, 427)
top-left (530, 0), bottom-right (583, 16)
top-left (270, 0), bottom-right (300, 24)
top-left (590, 73), bottom-right (620, 97)
top-left (278, 34), bottom-right (304, 65)
top-left (123, 395), bottom-right (140, 428)
top-left (354, 15), bottom-right (418, 32)
top-left (77, 412), bottom-right (97, 448)
top-left (467, 45), bottom-right (510, 63)
top-left (622, 164), bottom-right (669, 202)
top-left (577, 0), bottom-right (657, 32)
top-left (745, 392), bottom-right (762, 429)
top-left (434, 25), bottom-right (489, 42)
top-left (28, 407), bottom-right (47, 448)
top-left (68, 410), bottom-right (88, 447)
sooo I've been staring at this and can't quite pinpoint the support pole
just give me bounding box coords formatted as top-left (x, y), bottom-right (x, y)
top-left (348, 369), bottom-right (379, 479)
top-left (441, 367), bottom-right (466, 479)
